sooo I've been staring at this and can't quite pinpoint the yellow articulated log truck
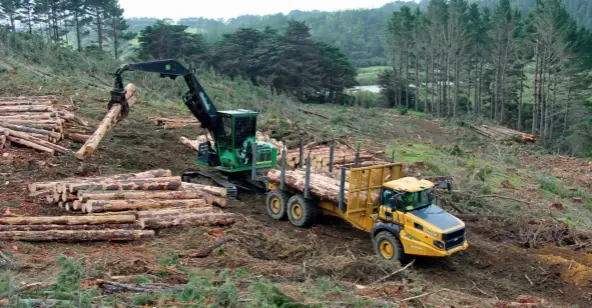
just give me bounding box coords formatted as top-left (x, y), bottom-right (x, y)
top-left (265, 163), bottom-right (468, 262)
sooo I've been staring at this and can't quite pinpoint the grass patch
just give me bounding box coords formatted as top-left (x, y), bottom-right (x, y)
top-left (0, 202), bottom-right (18, 208)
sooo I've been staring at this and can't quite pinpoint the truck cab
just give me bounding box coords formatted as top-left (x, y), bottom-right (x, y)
top-left (373, 177), bottom-right (468, 261)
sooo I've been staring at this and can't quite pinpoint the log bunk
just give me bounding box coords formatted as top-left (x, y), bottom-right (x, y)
top-left (0, 95), bottom-right (90, 153)
top-left (8, 169), bottom-right (236, 242)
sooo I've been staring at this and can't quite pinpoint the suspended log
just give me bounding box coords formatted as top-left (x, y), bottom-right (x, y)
top-left (0, 214), bottom-right (137, 225)
top-left (83, 199), bottom-right (208, 213)
top-left (65, 176), bottom-right (182, 193)
top-left (75, 84), bottom-right (139, 160)
top-left (0, 224), bottom-right (142, 231)
top-left (78, 189), bottom-right (227, 207)
top-left (0, 229), bottom-right (154, 242)
top-left (28, 169), bottom-right (172, 192)
top-left (179, 182), bottom-right (227, 197)
top-left (139, 212), bottom-right (237, 229)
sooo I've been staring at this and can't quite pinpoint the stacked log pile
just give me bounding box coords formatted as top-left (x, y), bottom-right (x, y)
top-left (473, 124), bottom-right (538, 144)
top-left (27, 169), bottom-right (228, 213)
top-left (7, 169), bottom-right (236, 242)
top-left (267, 169), bottom-right (348, 203)
top-left (0, 95), bottom-right (90, 153)
top-left (150, 116), bottom-right (200, 129)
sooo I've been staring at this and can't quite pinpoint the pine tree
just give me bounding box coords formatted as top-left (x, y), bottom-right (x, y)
top-left (0, 0), bottom-right (21, 32)
top-left (19, 0), bottom-right (34, 34)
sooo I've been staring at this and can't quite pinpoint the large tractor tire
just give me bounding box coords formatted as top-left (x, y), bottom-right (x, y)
top-left (286, 194), bottom-right (319, 228)
top-left (266, 190), bottom-right (290, 220)
top-left (373, 231), bottom-right (409, 263)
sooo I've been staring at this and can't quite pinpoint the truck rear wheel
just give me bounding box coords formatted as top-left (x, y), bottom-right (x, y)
top-left (287, 194), bottom-right (318, 228)
top-left (266, 190), bottom-right (290, 220)
top-left (374, 231), bottom-right (406, 263)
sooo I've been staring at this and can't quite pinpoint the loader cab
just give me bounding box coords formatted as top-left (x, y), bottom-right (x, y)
top-left (197, 109), bottom-right (277, 173)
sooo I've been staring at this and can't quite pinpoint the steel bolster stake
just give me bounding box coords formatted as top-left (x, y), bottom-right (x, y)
top-left (354, 151), bottom-right (360, 168)
top-left (338, 167), bottom-right (346, 212)
top-left (328, 143), bottom-right (334, 173)
top-left (251, 141), bottom-right (257, 181)
top-left (304, 156), bottom-right (311, 199)
top-left (299, 138), bottom-right (304, 168)
top-left (280, 147), bottom-right (286, 191)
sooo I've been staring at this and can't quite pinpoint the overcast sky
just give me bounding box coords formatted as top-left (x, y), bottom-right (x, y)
top-left (119, 0), bottom-right (405, 20)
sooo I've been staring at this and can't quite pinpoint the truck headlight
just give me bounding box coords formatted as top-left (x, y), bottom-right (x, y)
top-left (433, 240), bottom-right (444, 249)
top-left (425, 229), bottom-right (438, 238)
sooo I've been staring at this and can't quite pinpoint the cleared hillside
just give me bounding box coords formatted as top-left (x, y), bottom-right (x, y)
top-left (1, 32), bottom-right (591, 307)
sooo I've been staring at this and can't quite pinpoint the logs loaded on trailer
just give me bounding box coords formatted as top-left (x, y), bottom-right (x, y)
top-left (5, 169), bottom-right (237, 242)
top-left (0, 95), bottom-right (91, 153)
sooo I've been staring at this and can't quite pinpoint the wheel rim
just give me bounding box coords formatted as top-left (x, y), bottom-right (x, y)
top-left (270, 197), bottom-right (281, 214)
top-left (291, 204), bottom-right (303, 220)
top-left (379, 240), bottom-right (394, 259)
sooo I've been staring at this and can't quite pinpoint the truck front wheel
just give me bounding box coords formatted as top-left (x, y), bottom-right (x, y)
top-left (373, 231), bottom-right (407, 263)
top-left (266, 190), bottom-right (290, 220)
top-left (287, 194), bottom-right (318, 228)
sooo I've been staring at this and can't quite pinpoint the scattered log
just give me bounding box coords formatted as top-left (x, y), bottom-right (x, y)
top-left (0, 95), bottom-right (57, 101)
top-left (0, 105), bottom-right (55, 113)
top-left (139, 212), bottom-right (236, 229)
top-left (78, 189), bottom-right (227, 207)
top-left (0, 214), bottom-right (137, 225)
top-left (179, 182), bottom-right (227, 197)
top-left (75, 83), bottom-right (139, 160)
top-left (180, 136), bottom-right (199, 151)
top-left (95, 280), bottom-right (184, 293)
top-left (7, 136), bottom-right (54, 154)
top-left (135, 207), bottom-right (216, 219)
top-left (65, 176), bottom-right (182, 193)
top-left (0, 127), bottom-right (69, 154)
top-left (0, 229), bottom-right (154, 241)
top-left (0, 223), bottom-right (142, 231)
top-left (83, 199), bottom-right (208, 213)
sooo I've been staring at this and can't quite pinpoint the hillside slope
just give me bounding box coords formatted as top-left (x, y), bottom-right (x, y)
top-left (1, 33), bottom-right (591, 307)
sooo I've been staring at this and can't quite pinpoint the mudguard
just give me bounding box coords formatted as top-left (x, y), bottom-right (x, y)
top-left (370, 222), bottom-right (402, 240)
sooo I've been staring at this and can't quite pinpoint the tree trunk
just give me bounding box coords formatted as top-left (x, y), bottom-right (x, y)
top-left (415, 43), bottom-right (420, 112)
top-left (0, 105), bottom-right (55, 112)
top-left (179, 183), bottom-right (227, 197)
top-left (64, 132), bottom-right (90, 143)
top-left (139, 213), bottom-right (236, 229)
top-left (78, 189), bottom-right (227, 207)
top-left (0, 124), bottom-right (60, 139)
top-left (518, 63), bottom-right (524, 131)
top-left (453, 52), bottom-right (459, 117)
top-left (6, 136), bottom-right (54, 154)
top-left (75, 14), bottom-right (82, 52)
top-left (65, 176), bottom-right (183, 194)
top-left (0, 230), bottom-right (154, 242)
top-left (0, 127), bottom-right (69, 154)
top-left (83, 199), bottom-right (208, 213)
top-left (0, 214), bottom-right (137, 225)
top-left (563, 73), bottom-right (572, 136)
top-left (0, 224), bottom-right (142, 231)
top-left (75, 84), bottom-right (139, 160)
top-left (532, 47), bottom-right (539, 135)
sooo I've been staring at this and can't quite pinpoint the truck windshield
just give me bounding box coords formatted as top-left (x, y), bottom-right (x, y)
top-left (402, 189), bottom-right (434, 211)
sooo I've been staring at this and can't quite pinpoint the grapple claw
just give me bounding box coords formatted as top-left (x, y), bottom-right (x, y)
top-left (107, 87), bottom-right (129, 119)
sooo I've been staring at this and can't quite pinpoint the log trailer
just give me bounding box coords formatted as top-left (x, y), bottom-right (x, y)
top-left (265, 148), bottom-right (469, 262)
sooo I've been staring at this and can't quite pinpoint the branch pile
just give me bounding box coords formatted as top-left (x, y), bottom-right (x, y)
top-left (150, 116), bottom-right (200, 129)
top-left (472, 124), bottom-right (538, 144)
top-left (0, 95), bottom-right (90, 154)
top-left (27, 169), bottom-right (228, 213)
